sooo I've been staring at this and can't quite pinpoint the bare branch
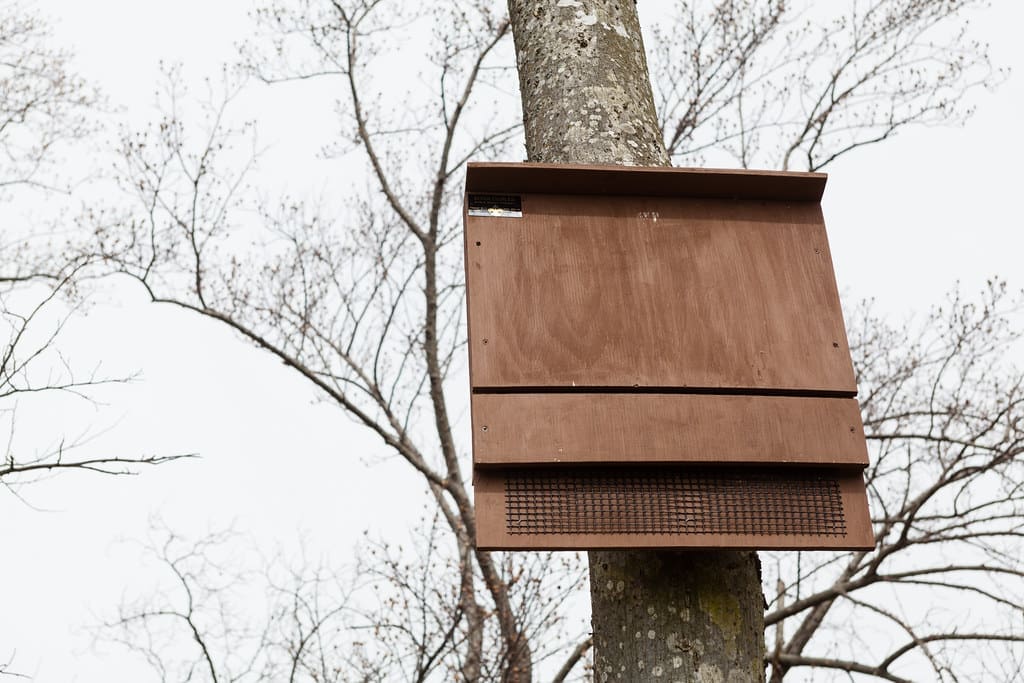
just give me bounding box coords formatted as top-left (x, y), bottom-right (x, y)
top-left (550, 637), bottom-right (592, 683)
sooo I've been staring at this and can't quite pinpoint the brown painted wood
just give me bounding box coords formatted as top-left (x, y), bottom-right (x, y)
top-left (466, 192), bottom-right (855, 392)
top-left (838, 473), bottom-right (874, 551)
top-left (472, 394), bottom-right (867, 467)
top-left (466, 162), bottom-right (827, 201)
top-left (464, 163), bottom-right (871, 551)
top-left (473, 467), bottom-right (874, 550)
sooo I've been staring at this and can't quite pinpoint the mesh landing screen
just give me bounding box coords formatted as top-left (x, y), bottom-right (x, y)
top-left (504, 466), bottom-right (846, 536)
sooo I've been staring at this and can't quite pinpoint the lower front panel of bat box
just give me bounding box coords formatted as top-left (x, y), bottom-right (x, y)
top-left (473, 464), bottom-right (873, 550)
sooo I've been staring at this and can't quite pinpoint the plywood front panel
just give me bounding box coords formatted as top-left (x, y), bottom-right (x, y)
top-left (472, 393), bottom-right (867, 466)
top-left (466, 193), bottom-right (855, 393)
top-left (474, 466), bottom-right (873, 550)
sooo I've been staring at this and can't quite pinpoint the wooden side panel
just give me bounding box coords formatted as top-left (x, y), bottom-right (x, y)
top-left (473, 469), bottom-right (507, 548)
top-left (466, 193), bottom-right (856, 393)
top-left (838, 473), bottom-right (874, 551)
top-left (472, 394), bottom-right (867, 467)
top-left (473, 468), bottom-right (874, 551)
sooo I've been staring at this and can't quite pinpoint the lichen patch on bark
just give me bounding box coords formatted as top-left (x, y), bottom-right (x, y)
top-left (588, 550), bottom-right (765, 682)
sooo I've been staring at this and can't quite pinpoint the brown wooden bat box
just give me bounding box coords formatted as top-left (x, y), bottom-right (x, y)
top-left (464, 162), bottom-right (873, 551)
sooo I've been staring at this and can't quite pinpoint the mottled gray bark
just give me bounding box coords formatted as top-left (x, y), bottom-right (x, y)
top-left (508, 0), bottom-right (667, 166)
top-left (589, 551), bottom-right (765, 682)
top-left (506, 1), bottom-right (766, 680)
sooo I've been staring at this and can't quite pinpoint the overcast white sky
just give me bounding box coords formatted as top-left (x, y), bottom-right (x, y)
top-left (2, 0), bottom-right (1023, 681)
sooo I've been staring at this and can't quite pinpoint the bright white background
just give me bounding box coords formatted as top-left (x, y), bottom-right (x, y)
top-left (1, 1), bottom-right (1022, 681)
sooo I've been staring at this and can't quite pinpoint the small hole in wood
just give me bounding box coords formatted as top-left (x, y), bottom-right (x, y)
top-left (475, 241), bottom-right (481, 246)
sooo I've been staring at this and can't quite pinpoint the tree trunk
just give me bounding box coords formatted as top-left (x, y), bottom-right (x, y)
top-left (589, 551), bottom-right (765, 681)
top-left (507, 0), bottom-right (666, 166)
top-left (505, 1), bottom-right (766, 680)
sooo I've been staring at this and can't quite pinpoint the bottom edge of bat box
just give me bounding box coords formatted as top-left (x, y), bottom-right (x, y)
top-left (474, 534), bottom-right (875, 552)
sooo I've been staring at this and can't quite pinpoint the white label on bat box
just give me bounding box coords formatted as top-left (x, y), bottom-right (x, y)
top-left (468, 194), bottom-right (522, 218)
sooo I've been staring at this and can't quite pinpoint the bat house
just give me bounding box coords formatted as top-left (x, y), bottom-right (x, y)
top-left (464, 162), bottom-right (873, 551)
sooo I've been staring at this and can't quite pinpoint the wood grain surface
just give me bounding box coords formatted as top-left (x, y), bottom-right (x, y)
top-left (471, 393), bottom-right (867, 466)
top-left (466, 192), bottom-right (854, 392)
